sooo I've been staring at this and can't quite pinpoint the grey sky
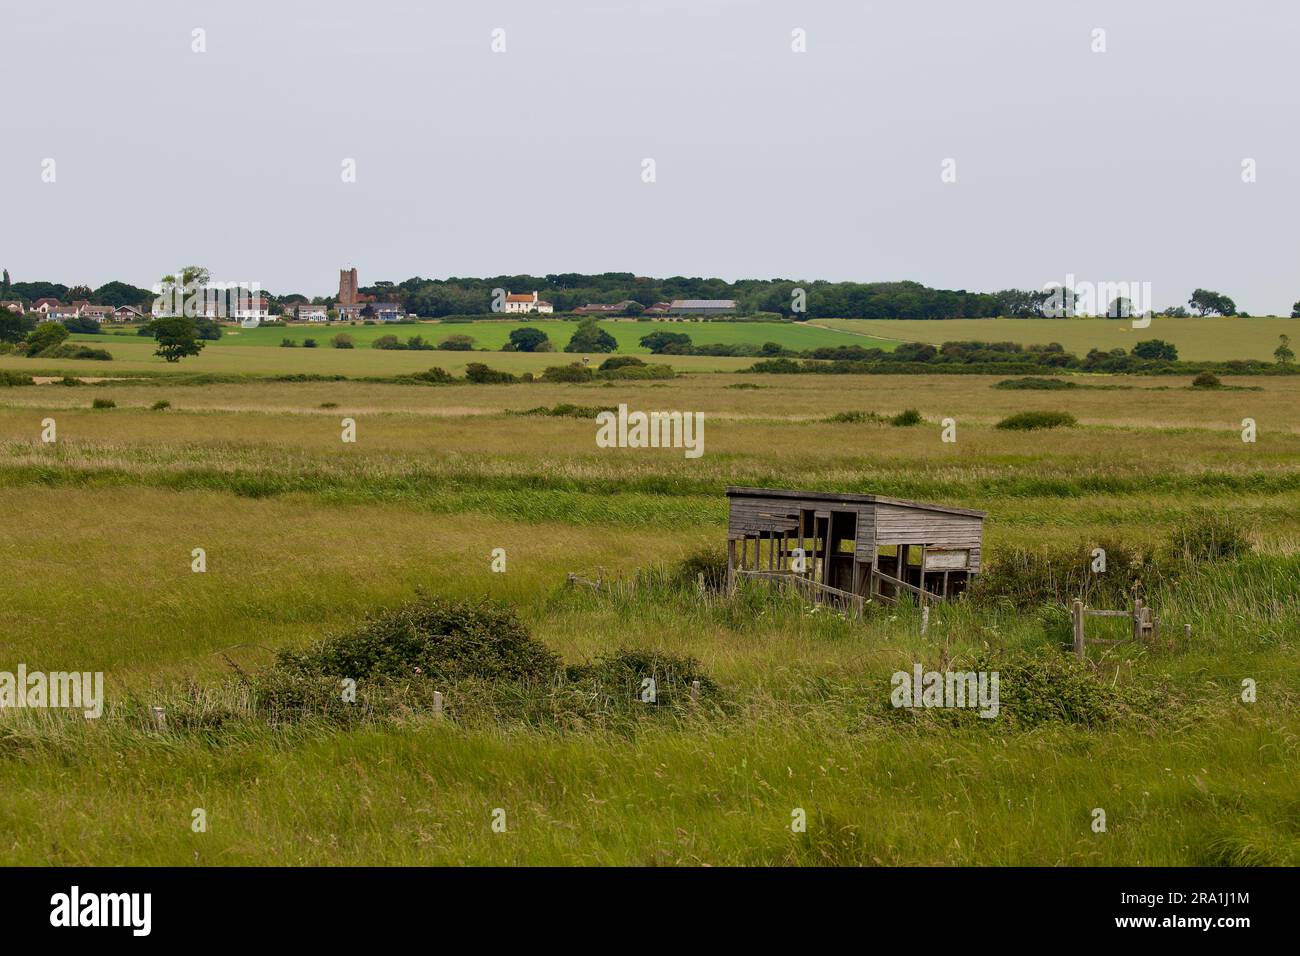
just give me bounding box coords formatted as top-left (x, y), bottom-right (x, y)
top-left (3, 0), bottom-right (1297, 313)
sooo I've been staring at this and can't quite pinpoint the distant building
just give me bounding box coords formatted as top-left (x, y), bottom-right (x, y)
top-left (112, 305), bottom-right (145, 322)
top-left (31, 298), bottom-right (61, 314)
top-left (371, 302), bottom-right (404, 322)
top-left (231, 296), bottom-right (270, 322)
top-left (48, 305), bottom-right (83, 322)
top-left (0, 300), bottom-right (24, 315)
top-left (668, 298), bottom-right (737, 316)
top-left (574, 300), bottom-right (635, 316)
top-left (295, 303), bottom-right (329, 322)
top-left (503, 291), bottom-right (552, 315)
top-left (82, 305), bottom-right (114, 323)
top-left (643, 301), bottom-right (671, 316)
top-left (338, 267), bottom-right (359, 307)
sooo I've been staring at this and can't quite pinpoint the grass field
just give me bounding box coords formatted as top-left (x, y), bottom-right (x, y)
top-left (816, 317), bottom-right (1300, 362)
top-left (8, 318), bottom-right (887, 379)
top-left (1, 365), bottom-right (1298, 865)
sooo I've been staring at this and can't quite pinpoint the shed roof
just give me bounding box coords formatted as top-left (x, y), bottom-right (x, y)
top-left (726, 486), bottom-right (986, 519)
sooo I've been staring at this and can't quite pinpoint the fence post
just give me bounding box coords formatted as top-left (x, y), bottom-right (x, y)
top-left (433, 690), bottom-right (444, 719)
top-left (1072, 599), bottom-right (1085, 659)
top-left (1132, 597), bottom-right (1144, 643)
top-left (920, 605), bottom-right (930, 636)
top-left (690, 680), bottom-right (701, 706)
top-left (150, 705), bottom-right (166, 730)
top-left (1184, 623), bottom-right (1191, 642)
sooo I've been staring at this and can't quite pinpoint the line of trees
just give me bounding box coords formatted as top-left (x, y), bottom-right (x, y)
top-left (7, 267), bottom-right (1300, 321)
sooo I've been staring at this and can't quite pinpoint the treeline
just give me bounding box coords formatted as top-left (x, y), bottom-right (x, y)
top-left (742, 340), bottom-right (1295, 376)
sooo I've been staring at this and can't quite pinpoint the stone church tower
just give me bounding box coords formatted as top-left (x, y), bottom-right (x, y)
top-left (338, 267), bottom-right (359, 306)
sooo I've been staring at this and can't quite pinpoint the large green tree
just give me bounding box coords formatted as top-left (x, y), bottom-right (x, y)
top-left (507, 327), bottom-right (550, 352)
top-left (564, 318), bottom-right (617, 353)
top-left (1187, 289), bottom-right (1235, 316)
top-left (149, 316), bottom-right (204, 362)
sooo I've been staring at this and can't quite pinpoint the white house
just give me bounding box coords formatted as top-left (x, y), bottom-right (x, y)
top-left (295, 303), bottom-right (329, 322)
top-left (502, 291), bottom-right (553, 315)
top-left (231, 296), bottom-right (270, 322)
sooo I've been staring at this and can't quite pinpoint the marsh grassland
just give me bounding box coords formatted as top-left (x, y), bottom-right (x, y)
top-left (1, 369), bottom-right (1297, 865)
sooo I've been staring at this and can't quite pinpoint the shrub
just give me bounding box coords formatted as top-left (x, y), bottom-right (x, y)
top-left (995, 410), bottom-right (1077, 430)
top-left (825, 410), bottom-right (884, 423)
top-left (596, 363), bottom-right (675, 380)
top-left (437, 334), bottom-right (475, 351)
top-left (565, 650), bottom-right (717, 707)
top-left (373, 334), bottom-right (403, 350)
top-left (303, 338), bottom-right (318, 348)
top-left (994, 377), bottom-right (1078, 390)
top-left (1192, 371), bottom-right (1222, 389)
top-left (408, 367), bottom-right (454, 384)
top-left (0, 370), bottom-right (35, 386)
top-left (1163, 512), bottom-right (1253, 564)
top-left (91, 397), bottom-right (116, 409)
top-left (331, 334), bottom-right (355, 349)
top-left (273, 595), bottom-right (562, 685)
top-left (405, 335), bottom-right (434, 351)
top-left (967, 538), bottom-right (1152, 610)
top-left (598, 355), bottom-right (645, 371)
top-left (320, 401), bottom-right (339, 409)
top-left (890, 408), bottom-right (923, 427)
top-left (514, 403), bottom-right (615, 419)
top-left (541, 363), bottom-right (593, 383)
top-left (150, 400), bottom-right (171, 410)
top-left (671, 545), bottom-right (728, 592)
top-left (464, 362), bottom-right (516, 384)
top-left (280, 338), bottom-right (298, 348)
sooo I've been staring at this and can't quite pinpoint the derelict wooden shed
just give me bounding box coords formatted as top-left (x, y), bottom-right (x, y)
top-left (725, 486), bottom-right (987, 605)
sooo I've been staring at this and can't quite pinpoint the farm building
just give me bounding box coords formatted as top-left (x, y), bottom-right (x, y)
top-left (725, 486), bottom-right (986, 608)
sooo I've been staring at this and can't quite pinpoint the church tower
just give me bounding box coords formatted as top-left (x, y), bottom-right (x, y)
top-left (338, 267), bottom-right (359, 306)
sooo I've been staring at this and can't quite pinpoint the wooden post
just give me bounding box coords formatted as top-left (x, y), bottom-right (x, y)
top-left (690, 680), bottom-right (701, 705)
top-left (726, 539), bottom-right (736, 594)
top-left (920, 605), bottom-right (930, 636)
top-left (1132, 597), bottom-right (1144, 644)
top-left (433, 690), bottom-right (444, 719)
top-left (1184, 623), bottom-right (1191, 641)
top-left (150, 705), bottom-right (166, 730)
top-left (1072, 599), bottom-right (1085, 659)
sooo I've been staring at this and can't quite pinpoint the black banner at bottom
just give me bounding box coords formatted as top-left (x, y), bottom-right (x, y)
top-left (0, 866), bottom-right (1277, 941)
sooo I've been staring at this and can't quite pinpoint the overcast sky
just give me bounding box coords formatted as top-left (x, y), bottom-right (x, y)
top-left (3, 0), bottom-right (1297, 312)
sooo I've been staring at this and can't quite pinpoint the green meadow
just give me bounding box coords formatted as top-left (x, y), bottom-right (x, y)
top-left (0, 333), bottom-right (1297, 864)
top-left (816, 316), bottom-right (1300, 362)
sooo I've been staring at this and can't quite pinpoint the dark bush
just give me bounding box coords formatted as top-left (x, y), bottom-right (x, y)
top-left (671, 545), bottom-right (728, 592)
top-left (541, 363), bottom-right (593, 383)
top-left (890, 408), bottom-right (923, 427)
top-left (91, 397), bottom-right (116, 409)
top-left (464, 362), bottom-right (516, 384)
top-left (274, 595), bottom-right (561, 685)
top-left (995, 410), bottom-right (1077, 430)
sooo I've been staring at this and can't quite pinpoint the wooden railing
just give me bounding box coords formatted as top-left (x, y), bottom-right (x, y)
top-left (869, 567), bottom-right (939, 606)
top-left (735, 569), bottom-right (866, 618)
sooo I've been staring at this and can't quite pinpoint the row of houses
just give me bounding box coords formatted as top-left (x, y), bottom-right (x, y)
top-left (4, 283), bottom-right (736, 324)
top-left (2, 295), bottom-right (407, 326)
top-left (514, 296), bottom-right (738, 317)
top-left (2, 298), bottom-right (146, 322)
